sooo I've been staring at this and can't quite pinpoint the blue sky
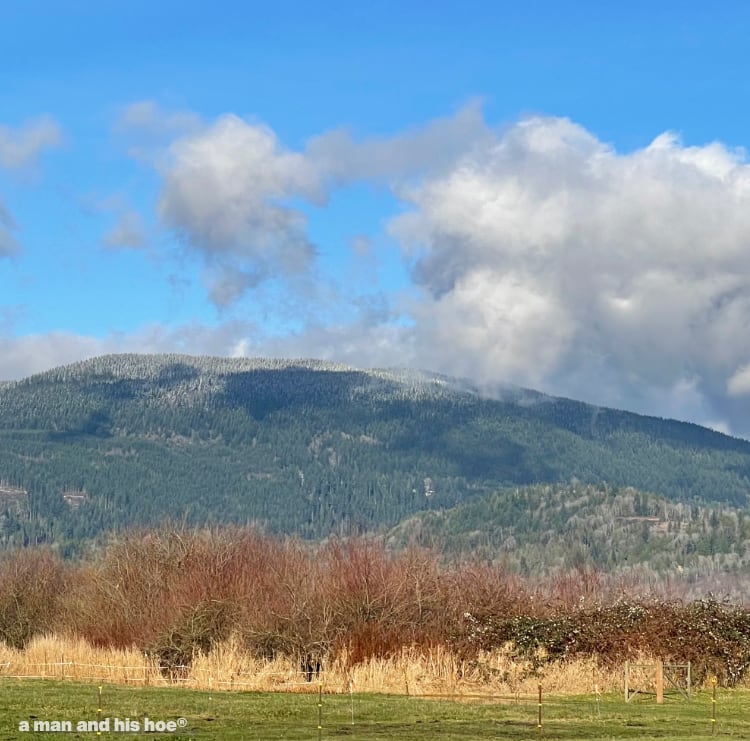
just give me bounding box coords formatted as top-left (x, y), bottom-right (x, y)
top-left (4, 1), bottom-right (750, 435)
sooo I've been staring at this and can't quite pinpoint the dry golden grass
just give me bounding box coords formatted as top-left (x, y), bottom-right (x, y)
top-left (328, 645), bottom-right (626, 697)
top-left (0, 635), bottom-right (164, 685)
top-left (0, 634), bottom-right (637, 696)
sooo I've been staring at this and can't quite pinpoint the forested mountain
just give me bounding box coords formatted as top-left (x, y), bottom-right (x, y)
top-left (388, 481), bottom-right (750, 593)
top-left (1, 353), bottom-right (749, 556)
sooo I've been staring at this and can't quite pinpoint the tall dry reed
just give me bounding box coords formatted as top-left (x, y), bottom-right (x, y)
top-left (0, 634), bottom-right (629, 695)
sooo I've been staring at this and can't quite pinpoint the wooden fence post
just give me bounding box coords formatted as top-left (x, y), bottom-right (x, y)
top-left (624, 661), bottom-right (629, 702)
top-left (318, 681), bottom-right (323, 741)
top-left (711, 676), bottom-right (717, 735)
top-left (537, 682), bottom-right (543, 734)
top-left (655, 659), bottom-right (664, 704)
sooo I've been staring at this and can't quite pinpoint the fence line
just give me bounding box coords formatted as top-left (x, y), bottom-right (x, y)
top-left (3, 677), bottom-right (735, 741)
top-left (0, 669), bottom-right (728, 734)
top-left (0, 662), bottom-right (342, 689)
top-left (0, 659), bottom-right (720, 719)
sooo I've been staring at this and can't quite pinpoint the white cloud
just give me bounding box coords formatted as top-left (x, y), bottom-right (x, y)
top-left (157, 114), bottom-right (321, 303)
top-left (351, 235), bottom-right (372, 257)
top-left (408, 268), bottom-right (575, 387)
top-left (728, 364), bottom-right (750, 397)
top-left (115, 100), bottom-right (202, 137)
top-left (0, 332), bottom-right (111, 380)
top-left (0, 201), bottom-right (20, 257)
top-left (205, 267), bottom-right (263, 308)
top-left (99, 107), bottom-right (750, 435)
top-left (0, 321), bottom-right (259, 381)
top-left (102, 209), bottom-right (147, 250)
top-left (306, 99), bottom-right (490, 184)
top-left (114, 100), bottom-right (203, 163)
top-left (133, 103), bottom-right (486, 307)
top-left (227, 307), bottom-right (416, 370)
top-left (0, 115), bottom-right (63, 258)
top-left (80, 193), bottom-right (149, 251)
top-left (0, 317), bottom-right (411, 384)
top-left (0, 115), bottom-right (62, 170)
top-left (388, 116), bottom-right (750, 434)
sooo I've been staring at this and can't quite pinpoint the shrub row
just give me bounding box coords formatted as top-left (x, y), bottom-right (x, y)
top-left (0, 528), bottom-right (749, 684)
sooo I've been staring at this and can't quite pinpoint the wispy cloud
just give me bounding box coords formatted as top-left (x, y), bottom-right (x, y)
top-left (0, 115), bottom-right (62, 170)
top-left (0, 115), bottom-right (63, 258)
top-left (102, 209), bottom-right (148, 250)
top-left (114, 100), bottom-right (203, 163)
top-left (0, 320), bottom-right (258, 381)
top-left (306, 99), bottom-right (490, 184)
top-left (115, 100), bottom-right (202, 137)
top-left (0, 201), bottom-right (20, 257)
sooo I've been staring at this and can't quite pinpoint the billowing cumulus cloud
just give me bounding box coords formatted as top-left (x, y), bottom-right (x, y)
top-left (390, 117), bottom-right (750, 433)
top-left (144, 103), bottom-right (486, 308)
top-left (158, 114), bottom-right (321, 303)
top-left (110, 106), bottom-right (750, 435)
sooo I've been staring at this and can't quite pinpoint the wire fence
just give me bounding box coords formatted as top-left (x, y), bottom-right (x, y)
top-left (2, 667), bottom-right (744, 739)
top-left (0, 660), bottom-right (324, 688)
top-left (0, 658), bottom-right (712, 696)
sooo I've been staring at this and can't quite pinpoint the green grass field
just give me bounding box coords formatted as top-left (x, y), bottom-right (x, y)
top-left (1, 680), bottom-right (748, 740)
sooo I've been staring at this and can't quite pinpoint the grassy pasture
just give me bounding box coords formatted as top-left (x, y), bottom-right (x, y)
top-left (1, 680), bottom-right (749, 740)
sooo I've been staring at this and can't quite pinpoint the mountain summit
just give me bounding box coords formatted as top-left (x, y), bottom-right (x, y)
top-left (0, 354), bottom-right (748, 548)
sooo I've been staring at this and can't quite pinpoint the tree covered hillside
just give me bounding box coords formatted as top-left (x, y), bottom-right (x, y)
top-left (0, 354), bottom-right (749, 551)
top-left (389, 482), bottom-right (750, 594)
